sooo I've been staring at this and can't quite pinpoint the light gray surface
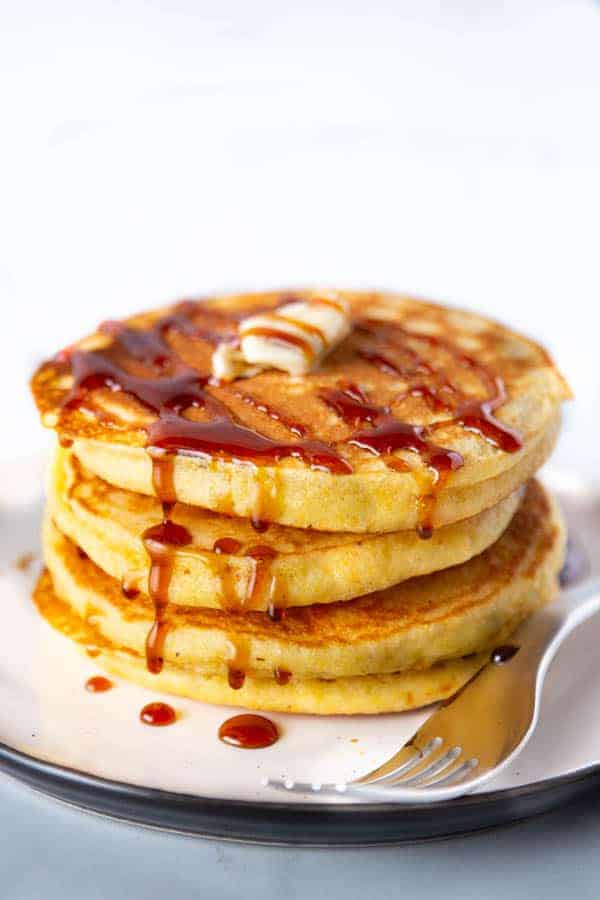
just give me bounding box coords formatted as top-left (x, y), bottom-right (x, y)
top-left (1, 772), bottom-right (600, 899)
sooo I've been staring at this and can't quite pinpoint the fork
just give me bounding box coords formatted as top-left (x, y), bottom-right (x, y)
top-left (264, 575), bottom-right (600, 803)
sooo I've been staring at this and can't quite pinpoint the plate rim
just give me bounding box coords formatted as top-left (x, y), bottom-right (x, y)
top-left (1, 737), bottom-right (599, 845)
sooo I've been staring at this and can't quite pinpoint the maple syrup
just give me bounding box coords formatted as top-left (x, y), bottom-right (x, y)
top-left (139, 701), bottom-right (177, 726)
top-left (227, 668), bottom-right (246, 690)
top-left (320, 383), bottom-right (382, 426)
top-left (52, 296), bottom-right (524, 547)
top-left (142, 518), bottom-right (192, 673)
top-left (213, 537), bottom-right (242, 555)
top-left (246, 545), bottom-right (278, 608)
top-left (491, 644), bottom-right (519, 664)
top-left (274, 667), bottom-right (292, 685)
top-left (85, 675), bottom-right (113, 692)
top-left (267, 604), bottom-right (286, 622)
top-left (218, 714), bottom-right (279, 749)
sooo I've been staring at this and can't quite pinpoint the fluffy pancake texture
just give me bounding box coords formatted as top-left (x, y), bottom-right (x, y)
top-left (39, 481), bottom-right (565, 700)
top-left (48, 445), bottom-right (524, 610)
top-left (33, 568), bottom-right (488, 715)
top-left (31, 290), bottom-right (570, 532)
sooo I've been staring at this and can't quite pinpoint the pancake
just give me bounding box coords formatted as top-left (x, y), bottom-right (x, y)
top-left (48, 445), bottom-right (524, 610)
top-left (33, 568), bottom-right (488, 715)
top-left (31, 290), bottom-right (570, 533)
top-left (40, 480), bottom-right (565, 687)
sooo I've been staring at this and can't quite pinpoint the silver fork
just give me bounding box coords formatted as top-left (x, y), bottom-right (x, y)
top-left (264, 576), bottom-right (600, 803)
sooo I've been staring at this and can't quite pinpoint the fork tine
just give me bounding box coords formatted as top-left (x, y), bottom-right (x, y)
top-left (423, 756), bottom-right (479, 789)
top-left (355, 737), bottom-right (442, 786)
top-left (392, 746), bottom-right (463, 787)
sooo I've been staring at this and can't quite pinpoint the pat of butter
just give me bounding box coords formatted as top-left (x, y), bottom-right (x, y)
top-left (212, 292), bottom-right (351, 381)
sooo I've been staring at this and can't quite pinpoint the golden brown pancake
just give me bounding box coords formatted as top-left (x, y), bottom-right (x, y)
top-left (48, 445), bottom-right (523, 610)
top-left (34, 568), bottom-right (489, 715)
top-left (39, 481), bottom-right (565, 694)
top-left (31, 290), bottom-right (570, 532)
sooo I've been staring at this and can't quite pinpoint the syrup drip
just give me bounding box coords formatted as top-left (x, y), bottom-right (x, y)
top-left (149, 450), bottom-right (177, 506)
top-left (142, 517), bottom-right (193, 674)
top-left (335, 387), bottom-right (463, 536)
top-left (267, 604), bottom-right (286, 622)
top-left (491, 644), bottom-right (519, 664)
top-left (227, 637), bottom-right (250, 690)
top-left (274, 667), bottom-right (292, 685)
top-left (246, 545), bottom-right (278, 608)
top-left (140, 701), bottom-right (176, 726)
top-left (85, 675), bottom-right (113, 692)
top-left (218, 714), bottom-right (279, 749)
top-left (454, 376), bottom-right (523, 452)
top-left (349, 420), bottom-right (463, 470)
top-left (121, 573), bottom-right (140, 599)
top-left (227, 668), bottom-right (246, 690)
top-left (213, 537), bottom-right (242, 555)
top-left (251, 518), bottom-right (270, 533)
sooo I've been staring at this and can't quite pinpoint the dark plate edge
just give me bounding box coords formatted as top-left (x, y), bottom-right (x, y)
top-left (1, 739), bottom-right (599, 846)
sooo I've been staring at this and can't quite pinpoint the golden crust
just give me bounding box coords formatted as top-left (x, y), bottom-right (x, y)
top-left (33, 568), bottom-right (488, 715)
top-left (48, 445), bottom-right (523, 610)
top-left (72, 411), bottom-right (561, 533)
top-left (40, 480), bottom-right (565, 682)
top-left (31, 290), bottom-right (570, 532)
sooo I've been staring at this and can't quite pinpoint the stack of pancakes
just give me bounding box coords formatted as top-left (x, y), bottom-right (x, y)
top-left (31, 291), bottom-right (570, 714)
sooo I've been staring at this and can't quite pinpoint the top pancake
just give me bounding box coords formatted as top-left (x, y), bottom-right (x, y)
top-left (31, 290), bottom-right (570, 532)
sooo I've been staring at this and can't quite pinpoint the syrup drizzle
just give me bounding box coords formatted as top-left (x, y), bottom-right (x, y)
top-left (218, 714), bottom-right (279, 749)
top-left (142, 516), bottom-right (193, 674)
top-left (320, 380), bottom-right (463, 536)
top-left (147, 413), bottom-right (350, 474)
top-left (352, 319), bottom-right (523, 532)
top-left (51, 296), bottom-right (523, 577)
top-left (320, 383), bottom-right (382, 426)
top-left (51, 301), bottom-right (351, 672)
top-left (246, 545), bottom-right (278, 609)
top-left (358, 319), bottom-right (523, 453)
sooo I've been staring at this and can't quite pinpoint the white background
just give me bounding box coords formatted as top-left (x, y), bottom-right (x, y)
top-left (1, 0), bottom-right (598, 470)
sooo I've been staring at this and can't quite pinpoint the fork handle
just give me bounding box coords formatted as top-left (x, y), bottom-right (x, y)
top-left (516, 575), bottom-right (600, 687)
